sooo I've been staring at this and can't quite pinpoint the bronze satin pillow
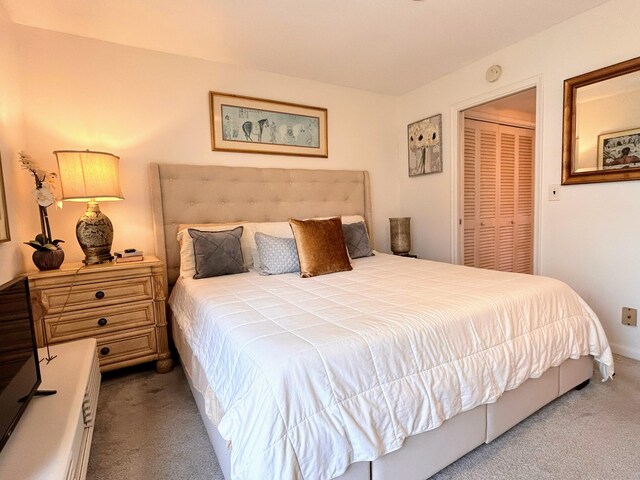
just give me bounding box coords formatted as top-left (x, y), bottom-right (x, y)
top-left (289, 217), bottom-right (353, 278)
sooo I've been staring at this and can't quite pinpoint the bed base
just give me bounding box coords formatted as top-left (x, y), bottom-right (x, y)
top-left (172, 314), bottom-right (593, 480)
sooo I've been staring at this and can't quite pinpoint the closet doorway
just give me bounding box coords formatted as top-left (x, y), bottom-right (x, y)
top-left (460, 88), bottom-right (536, 274)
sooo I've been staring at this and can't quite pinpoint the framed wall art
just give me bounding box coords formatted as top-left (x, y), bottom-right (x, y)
top-left (0, 148), bottom-right (10, 242)
top-left (598, 127), bottom-right (640, 170)
top-left (408, 114), bottom-right (442, 177)
top-left (210, 92), bottom-right (328, 157)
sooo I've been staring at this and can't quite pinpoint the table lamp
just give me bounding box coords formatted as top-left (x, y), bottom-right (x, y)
top-left (54, 150), bottom-right (124, 264)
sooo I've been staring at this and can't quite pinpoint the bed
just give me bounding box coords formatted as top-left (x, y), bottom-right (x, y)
top-left (149, 163), bottom-right (614, 480)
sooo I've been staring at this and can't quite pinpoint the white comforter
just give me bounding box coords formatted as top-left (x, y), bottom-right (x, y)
top-left (169, 254), bottom-right (614, 480)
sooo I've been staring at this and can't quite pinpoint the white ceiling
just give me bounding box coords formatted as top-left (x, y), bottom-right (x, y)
top-left (0, 0), bottom-right (611, 95)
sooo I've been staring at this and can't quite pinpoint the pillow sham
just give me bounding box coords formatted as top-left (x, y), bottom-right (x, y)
top-left (177, 222), bottom-right (253, 278)
top-left (254, 232), bottom-right (300, 275)
top-left (289, 217), bottom-right (352, 278)
top-left (342, 221), bottom-right (374, 259)
top-left (188, 227), bottom-right (246, 279)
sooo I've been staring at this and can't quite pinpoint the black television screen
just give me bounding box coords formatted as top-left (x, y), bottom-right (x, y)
top-left (0, 276), bottom-right (41, 453)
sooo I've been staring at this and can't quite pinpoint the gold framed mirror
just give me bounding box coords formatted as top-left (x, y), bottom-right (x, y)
top-left (0, 149), bottom-right (10, 242)
top-left (562, 56), bottom-right (640, 185)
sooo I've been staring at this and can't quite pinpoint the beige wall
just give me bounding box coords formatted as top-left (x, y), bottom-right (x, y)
top-left (0, 7), bottom-right (27, 284)
top-left (396, 0), bottom-right (640, 359)
top-left (13, 26), bottom-right (399, 270)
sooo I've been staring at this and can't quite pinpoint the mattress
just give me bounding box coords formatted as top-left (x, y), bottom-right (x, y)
top-left (169, 253), bottom-right (614, 480)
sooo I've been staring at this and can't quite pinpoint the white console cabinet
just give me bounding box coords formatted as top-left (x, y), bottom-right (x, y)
top-left (0, 339), bottom-right (101, 480)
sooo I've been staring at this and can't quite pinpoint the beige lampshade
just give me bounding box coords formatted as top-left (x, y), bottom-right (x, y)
top-left (54, 150), bottom-right (124, 202)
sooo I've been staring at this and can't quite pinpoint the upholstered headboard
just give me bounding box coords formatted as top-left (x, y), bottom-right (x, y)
top-left (149, 163), bottom-right (373, 286)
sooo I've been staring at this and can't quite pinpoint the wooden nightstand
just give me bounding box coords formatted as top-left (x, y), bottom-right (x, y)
top-left (393, 253), bottom-right (418, 259)
top-left (28, 256), bottom-right (173, 373)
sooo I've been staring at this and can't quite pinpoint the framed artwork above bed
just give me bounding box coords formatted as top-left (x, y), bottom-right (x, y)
top-left (209, 92), bottom-right (328, 157)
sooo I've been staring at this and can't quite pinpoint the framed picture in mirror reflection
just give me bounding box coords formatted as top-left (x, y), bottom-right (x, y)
top-left (598, 128), bottom-right (640, 170)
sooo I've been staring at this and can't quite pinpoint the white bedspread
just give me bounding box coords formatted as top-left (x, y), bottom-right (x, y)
top-left (169, 254), bottom-right (614, 480)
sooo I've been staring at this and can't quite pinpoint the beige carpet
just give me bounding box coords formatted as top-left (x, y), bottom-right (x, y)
top-left (88, 354), bottom-right (640, 479)
top-left (86, 363), bottom-right (220, 480)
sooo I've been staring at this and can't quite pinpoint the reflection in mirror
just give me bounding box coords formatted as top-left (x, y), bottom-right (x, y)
top-left (562, 56), bottom-right (640, 185)
top-left (574, 71), bottom-right (640, 172)
top-left (0, 149), bottom-right (10, 242)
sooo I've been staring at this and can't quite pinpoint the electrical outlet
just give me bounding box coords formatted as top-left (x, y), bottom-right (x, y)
top-left (549, 184), bottom-right (560, 201)
top-left (622, 307), bottom-right (637, 326)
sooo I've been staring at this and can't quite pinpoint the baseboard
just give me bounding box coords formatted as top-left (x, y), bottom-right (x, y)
top-left (609, 342), bottom-right (640, 361)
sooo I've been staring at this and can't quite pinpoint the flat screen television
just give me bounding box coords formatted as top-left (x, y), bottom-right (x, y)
top-left (0, 275), bottom-right (41, 453)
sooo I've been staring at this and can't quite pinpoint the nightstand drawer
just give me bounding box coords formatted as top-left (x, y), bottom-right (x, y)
top-left (96, 327), bottom-right (158, 369)
top-left (45, 301), bottom-right (155, 342)
top-left (43, 277), bottom-right (154, 312)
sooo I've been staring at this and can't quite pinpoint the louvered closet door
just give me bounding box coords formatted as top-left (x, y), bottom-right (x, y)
top-left (463, 119), bottom-right (534, 274)
top-left (513, 128), bottom-right (534, 273)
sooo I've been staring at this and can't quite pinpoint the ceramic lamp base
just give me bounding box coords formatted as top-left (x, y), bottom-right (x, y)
top-left (77, 201), bottom-right (114, 265)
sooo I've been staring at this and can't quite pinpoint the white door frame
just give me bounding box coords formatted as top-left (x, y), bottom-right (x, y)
top-left (449, 76), bottom-right (544, 274)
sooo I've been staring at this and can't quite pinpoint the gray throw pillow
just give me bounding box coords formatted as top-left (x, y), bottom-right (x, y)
top-left (342, 221), bottom-right (374, 259)
top-left (188, 226), bottom-right (246, 279)
top-left (254, 232), bottom-right (300, 275)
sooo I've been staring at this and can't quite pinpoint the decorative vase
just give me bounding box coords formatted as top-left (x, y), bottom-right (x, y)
top-left (32, 249), bottom-right (65, 271)
top-left (389, 217), bottom-right (411, 254)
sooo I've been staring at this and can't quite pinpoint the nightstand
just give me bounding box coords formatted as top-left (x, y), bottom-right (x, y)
top-left (28, 256), bottom-right (173, 373)
top-left (393, 253), bottom-right (418, 259)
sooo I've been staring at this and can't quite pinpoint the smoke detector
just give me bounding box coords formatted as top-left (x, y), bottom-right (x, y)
top-left (486, 65), bottom-right (502, 83)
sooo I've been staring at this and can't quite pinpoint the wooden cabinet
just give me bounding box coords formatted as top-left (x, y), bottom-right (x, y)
top-left (28, 256), bottom-right (172, 373)
top-left (0, 339), bottom-right (101, 480)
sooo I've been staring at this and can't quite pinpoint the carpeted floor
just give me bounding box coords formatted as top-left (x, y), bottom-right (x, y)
top-left (86, 362), bottom-right (221, 480)
top-left (87, 354), bottom-right (640, 480)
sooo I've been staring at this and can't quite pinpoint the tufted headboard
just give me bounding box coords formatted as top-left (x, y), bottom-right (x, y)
top-left (149, 163), bottom-right (373, 286)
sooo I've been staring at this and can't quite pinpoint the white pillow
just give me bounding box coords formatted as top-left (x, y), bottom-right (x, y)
top-left (340, 215), bottom-right (366, 225)
top-left (177, 222), bottom-right (254, 279)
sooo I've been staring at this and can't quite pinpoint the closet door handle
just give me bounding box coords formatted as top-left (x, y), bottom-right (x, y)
top-left (95, 290), bottom-right (105, 299)
top-left (511, 220), bottom-right (515, 225)
top-left (97, 318), bottom-right (108, 327)
top-left (480, 222), bottom-right (486, 227)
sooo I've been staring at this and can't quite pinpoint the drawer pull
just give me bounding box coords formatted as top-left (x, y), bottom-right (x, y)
top-left (100, 347), bottom-right (110, 356)
top-left (97, 318), bottom-right (108, 327)
top-left (95, 291), bottom-right (105, 299)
